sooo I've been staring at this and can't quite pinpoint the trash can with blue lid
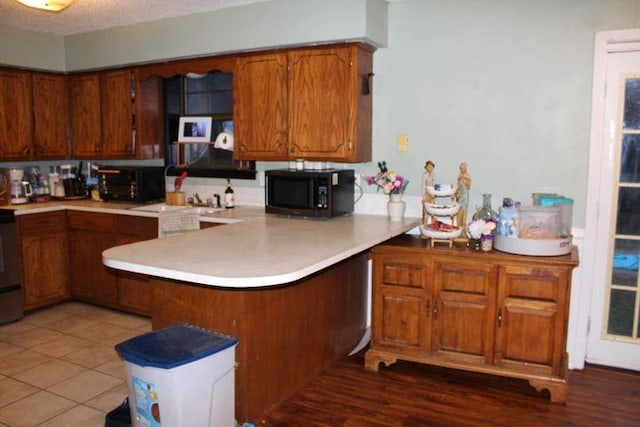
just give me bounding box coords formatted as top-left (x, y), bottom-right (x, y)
top-left (115, 323), bottom-right (238, 427)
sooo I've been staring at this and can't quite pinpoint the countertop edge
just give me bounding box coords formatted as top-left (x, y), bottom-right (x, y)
top-left (102, 220), bottom-right (418, 288)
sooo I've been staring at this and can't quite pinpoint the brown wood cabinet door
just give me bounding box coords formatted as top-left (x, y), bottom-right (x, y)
top-left (433, 259), bottom-right (497, 366)
top-left (372, 253), bottom-right (432, 355)
top-left (234, 53), bottom-right (289, 160)
top-left (135, 72), bottom-right (163, 159)
top-left (32, 73), bottom-right (69, 159)
top-left (68, 229), bottom-right (117, 306)
top-left (288, 46), bottom-right (354, 160)
top-left (17, 212), bottom-right (69, 310)
top-left (113, 215), bottom-right (157, 315)
top-left (70, 74), bottom-right (102, 158)
top-left (0, 69), bottom-right (33, 159)
top-left (101, 70), bottom-right (135, 157)
top-left (494, 265), bottom-right (569, 376)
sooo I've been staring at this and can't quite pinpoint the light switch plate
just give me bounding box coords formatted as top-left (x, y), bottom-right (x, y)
top-left (397, 134), bottom-right (408, 152)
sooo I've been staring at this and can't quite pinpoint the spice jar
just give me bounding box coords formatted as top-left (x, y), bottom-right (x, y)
top-left (481, 233), bottom-right (493, 252)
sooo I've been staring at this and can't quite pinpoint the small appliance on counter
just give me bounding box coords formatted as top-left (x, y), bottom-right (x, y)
top-left (265, 169), bottom-right (354, 218)
top-left (8, 168), bottom-right (32, 205)
top-left (98, 166), bottom-right (165, 203)
top-left (494, 193), bottom-right (574, 256)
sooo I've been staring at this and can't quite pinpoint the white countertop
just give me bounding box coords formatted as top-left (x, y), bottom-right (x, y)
top-left (3, 200), bottom-right (419, 289)
top-left (103, 210), bottom-right (418, 288)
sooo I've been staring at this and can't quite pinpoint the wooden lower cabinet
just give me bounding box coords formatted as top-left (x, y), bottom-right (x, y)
top-left (365, 234), bottom-right (579, 403)
top-left (113, 215), bottom-right (158, 316)
top-left (17, 212), bottom-right (69, 310)
top-left (67, 211), bottom-right (117, 307)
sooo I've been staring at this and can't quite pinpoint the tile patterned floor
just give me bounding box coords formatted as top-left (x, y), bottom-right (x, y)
top-left (0, 302), bottom-right (151, 427)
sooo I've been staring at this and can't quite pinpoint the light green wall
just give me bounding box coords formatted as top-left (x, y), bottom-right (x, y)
top-left (0, 24), bottom-right (65, 71)
top-left (2, 0), bottom-right (640, 227)
top-left (64, 0), bottom-right (388, 71)
top-left (368, 0), bottom-right (640, 227)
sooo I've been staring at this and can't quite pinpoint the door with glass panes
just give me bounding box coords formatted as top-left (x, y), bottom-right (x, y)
top-left (587, 49), bottom-right (640, 371)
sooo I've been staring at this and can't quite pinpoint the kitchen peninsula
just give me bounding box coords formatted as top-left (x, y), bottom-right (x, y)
top-left (101, 207), bottom-right (419, 422)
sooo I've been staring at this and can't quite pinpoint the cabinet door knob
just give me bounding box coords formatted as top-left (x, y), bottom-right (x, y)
top-left (433, 301), bottom-right (439, 319)
top-left (497, 307), bottom-right (503, 327)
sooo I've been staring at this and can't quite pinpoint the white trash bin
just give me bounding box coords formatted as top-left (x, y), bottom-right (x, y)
top-left (115, 323), bottom-right (238, 427)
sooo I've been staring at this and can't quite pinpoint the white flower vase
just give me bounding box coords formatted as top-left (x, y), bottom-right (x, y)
top-left (387, 193), bottom-right (406, 221)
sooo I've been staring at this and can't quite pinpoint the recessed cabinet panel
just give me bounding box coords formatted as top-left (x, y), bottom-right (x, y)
top-left (70, 74), bottom-right (102, 157)
top-left (436, 260), bottom-right (495, 295)
top-left (101, 70), bottom-right (135, 157)
top-left (501, 265), bottom-right (564, 302)
top-left (382, 262), bottom-right (426, 289)
top-left (435, 292), bottom-right (493, 361)
top-left (0, 69), bottom-right (32, 159)
top-left (433, 260), bottom-right (496, 364)
top-left (379, 292), bottom-right (426, 349)
top-left (498, 299), bottom-right (557, 368)
top-left (234, 53), bottom-right (288, 159)
top-left (32, 73), bottom-right (69, 159)
top-left (288, 47), bottom-right (352, 159)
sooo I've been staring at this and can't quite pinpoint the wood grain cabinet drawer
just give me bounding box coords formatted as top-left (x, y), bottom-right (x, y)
top-left (115, 215), bottom-right (158, 238)
top-left (17, 211), bottom-right (66, 235)
top-left (67, 211), bottom-right (115, 232)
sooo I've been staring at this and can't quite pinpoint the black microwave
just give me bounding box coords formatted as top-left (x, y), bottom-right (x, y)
top-left (265, 169), bottom-right (354, 218)
top-left (97, 166), bottom-right (165, 203)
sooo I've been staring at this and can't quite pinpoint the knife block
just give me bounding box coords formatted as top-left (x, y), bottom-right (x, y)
top-left (165, 191), bottom-right (185, 206)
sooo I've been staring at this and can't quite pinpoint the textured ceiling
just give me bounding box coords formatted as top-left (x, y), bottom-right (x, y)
top-left (0, 0), bottom-right (269, 35)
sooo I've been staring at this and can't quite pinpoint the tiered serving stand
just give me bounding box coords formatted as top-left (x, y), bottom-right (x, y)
top-left (420, 185), bottom-right (463, 247)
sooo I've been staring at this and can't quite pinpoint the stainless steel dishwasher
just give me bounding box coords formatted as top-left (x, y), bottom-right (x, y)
top-left (0, 209), bottom-right (23, 324)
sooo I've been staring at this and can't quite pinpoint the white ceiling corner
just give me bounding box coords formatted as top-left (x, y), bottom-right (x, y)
top-left (0, 0), bottom-right (270, 35)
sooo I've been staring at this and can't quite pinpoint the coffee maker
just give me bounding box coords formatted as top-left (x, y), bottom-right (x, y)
top-left (9, 168), bottom-right (32, 205)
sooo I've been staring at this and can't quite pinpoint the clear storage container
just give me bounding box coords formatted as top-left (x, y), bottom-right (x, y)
top-left (517, 206), bottom-right (561, 239)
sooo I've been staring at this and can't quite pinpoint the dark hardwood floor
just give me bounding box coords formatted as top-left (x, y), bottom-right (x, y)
top-left (264, 351), bottom-right (640, 426)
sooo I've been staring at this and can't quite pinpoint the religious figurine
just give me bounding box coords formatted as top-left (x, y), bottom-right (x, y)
top-left (422, 161), bottom-right (436, 202)
top-left (455, 162), bottom-right (471, 235)
top-left (421, 160), bottom-right (436, 223)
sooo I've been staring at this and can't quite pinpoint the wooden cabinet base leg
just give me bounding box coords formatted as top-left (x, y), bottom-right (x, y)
top-left (364, 350), bottom-right (398, 372)
top-left (528, 378), bottom-right (567, 403)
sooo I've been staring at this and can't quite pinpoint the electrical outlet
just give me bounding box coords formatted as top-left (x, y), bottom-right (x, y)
top-left (355, 174), bottom-right (362, 186)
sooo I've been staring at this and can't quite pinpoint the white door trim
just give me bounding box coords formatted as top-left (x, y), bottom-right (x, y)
top-left (579, 29), bottom-right (640, 369)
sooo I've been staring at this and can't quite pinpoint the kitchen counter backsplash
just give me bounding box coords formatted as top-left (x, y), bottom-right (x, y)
top-left (173, 179), bottom-right (422, 218)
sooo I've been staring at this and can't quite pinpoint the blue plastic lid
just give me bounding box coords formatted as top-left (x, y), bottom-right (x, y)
top-left (115, 324), bottom-right (238, 369)
top-left (538, 196), bottom-right (573, 206)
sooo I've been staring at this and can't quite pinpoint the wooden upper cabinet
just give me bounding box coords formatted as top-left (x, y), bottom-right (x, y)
top-left (0, 69), bottom-right (33, 159)
top-left (70, 73), bottom-right (102, 157)
top-left (234, 43), bottom-right (374, 162)
top-left (71, 69), bottom-right (161, 159)
top-left (288, 46), bottom-right (355, 160)
top-left (32, 73), bottom-right (70, 159)
top-left (101, 69), bottom-right (135, 157)
top-left (135, 72), bottom-right (164, 159)
top-left (234, 53), bottom-right (288, 159)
